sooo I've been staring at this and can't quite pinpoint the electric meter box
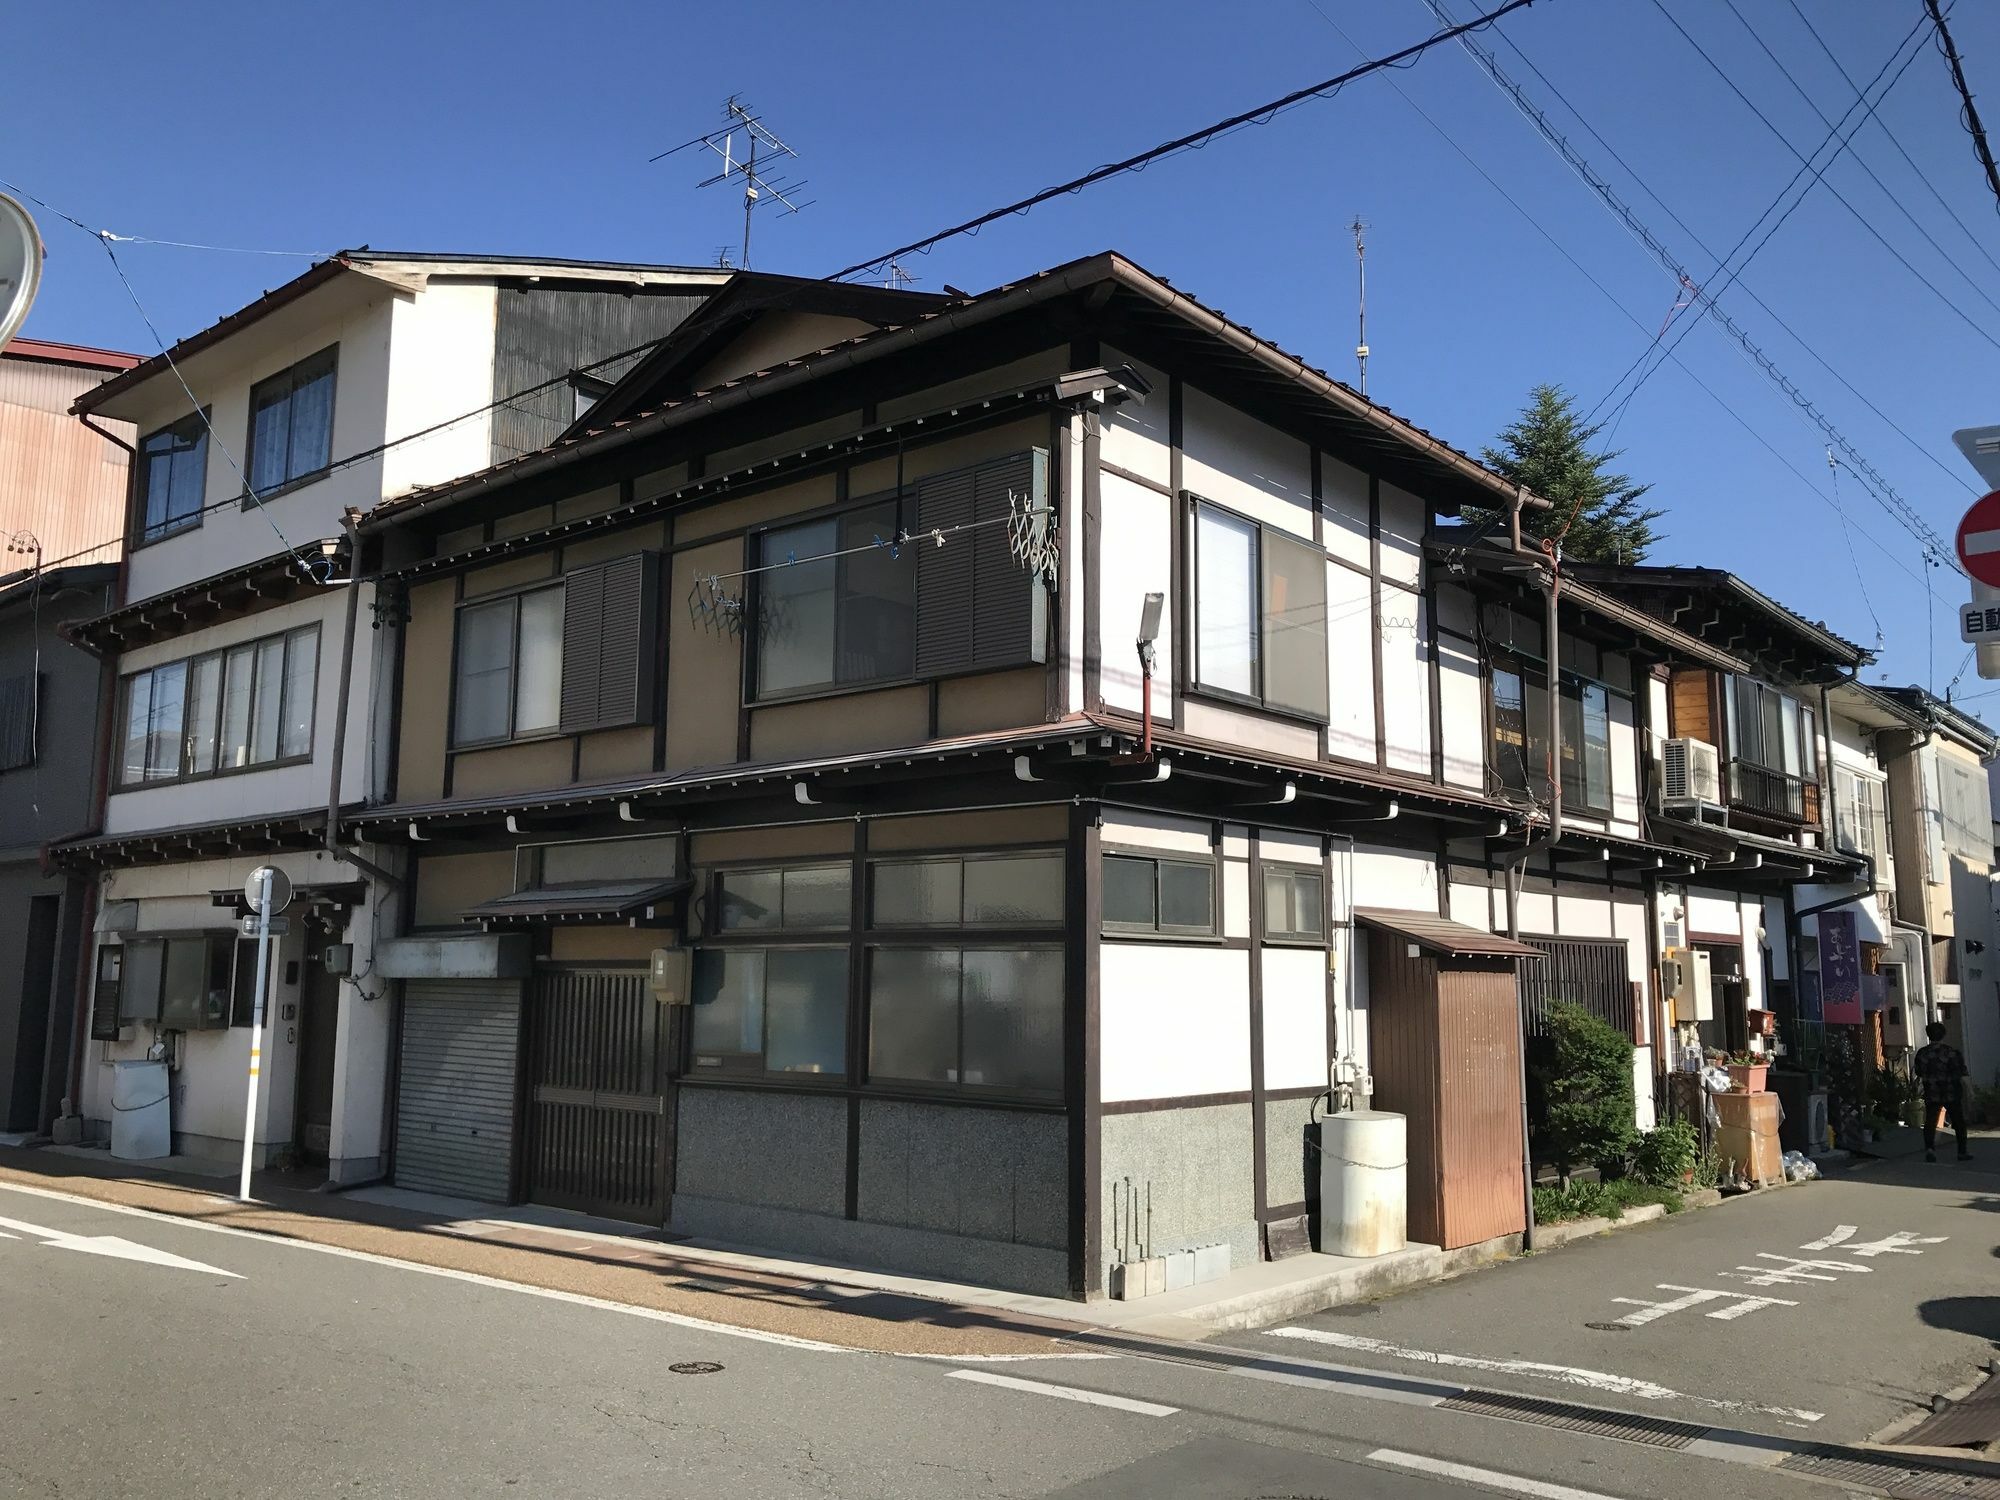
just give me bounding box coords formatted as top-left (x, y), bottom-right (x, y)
top-left (649, 948), bottom-right (692, 1005)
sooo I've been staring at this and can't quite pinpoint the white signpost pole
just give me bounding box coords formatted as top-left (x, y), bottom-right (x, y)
top-left (238, 869), bottom-right (277, 1204)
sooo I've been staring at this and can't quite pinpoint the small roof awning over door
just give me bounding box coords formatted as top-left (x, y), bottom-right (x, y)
top-left (1353, 908), bottom-right (1542, 959)
top-left (461, 878), bottom-right (690, 927)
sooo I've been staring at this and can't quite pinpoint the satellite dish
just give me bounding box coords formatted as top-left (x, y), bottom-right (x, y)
top-left (0, 193), bottom-right (45, 352)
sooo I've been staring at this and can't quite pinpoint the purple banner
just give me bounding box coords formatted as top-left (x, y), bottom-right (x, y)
top-left (1821, 910), bottom-right (1863, 1025)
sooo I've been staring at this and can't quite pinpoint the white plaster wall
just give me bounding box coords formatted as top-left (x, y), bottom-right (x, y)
top-left (1381, 585), bottom-right (1431, 777)
top-left (1378, 483), bottom-right (1425, 588)
top-left (123, 293), bottom-right (398, 604)
top-left (1099, 350), bottom-right (1170, 485)
top-left (1553, 885), bottom-right (1616, 938)
top-left (1319, 452), bottom-right (1370, 570)
top-left (1100, 944), bottom-right (1251, 1102)
top-left (1099, 473), bottom-right (1173, 717)
top-left (1450, 876), bottom-right (1497, 931)
top-left (104, 588), bottom-right (370, 835)
top-left (1065, 413), bottom-right (1086, 714)
top-left (379, 282), bottom-right (497, 500)
top-left (1515, 878), bottom-right (1555, 935)
top-left (1439, 631), bottom-right (1485, 790)
top-left (84, 847), bottom-right (367, 1152)
top-left (1103, 809), bottom-right (1211, 857)
top-left (1259, 829), bottom-right (1320, 866)
top-left (1648, 676), bottom-right (1670, 755)
top-left (1633, 1046), bottom-right (1657, 1131)
top-left (1609, 691), bottom-right (1642, 833)
top-left (1262, 946), bottom-right (1328, 1090)
top-left (1327, 560), bottom-right (1375, 762)
top-left (1350, 843), bottom-right (1438, 913)
top-left (1180, 386), bottom-right (1312, 538)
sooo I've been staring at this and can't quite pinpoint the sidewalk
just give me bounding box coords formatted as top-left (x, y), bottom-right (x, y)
top-left (0, 1143), bottom-right (1434, 1356)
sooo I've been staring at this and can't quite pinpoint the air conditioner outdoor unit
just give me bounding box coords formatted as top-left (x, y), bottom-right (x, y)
top-left (1661, 737), bottom-right (1722, 809)
top-left (1665, 946), bottom-right (1713, 1023)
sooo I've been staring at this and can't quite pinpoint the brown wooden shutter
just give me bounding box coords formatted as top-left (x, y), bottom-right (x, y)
top-left (560, 552), bottom-right (659, 734)
top-left (915, 448), bottom-right (1049, 676)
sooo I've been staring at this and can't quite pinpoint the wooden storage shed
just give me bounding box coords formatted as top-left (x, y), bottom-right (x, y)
top-left (1357, 909), bottom-right (1537, 1251)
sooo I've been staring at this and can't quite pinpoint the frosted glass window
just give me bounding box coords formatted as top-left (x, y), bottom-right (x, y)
top-left (716, 865), bottom-right (850, 931)
top-left (514, 588), bottom-right (563, 734)
top-left (690, 945), bottom-right (847, 1079)
top-left (868, 946), bottom-right (1062, 1094)
top-left (452, 587), bottom-right (562, 746)
top-left (873, 860), bottom-right (963, 926)
top-left (220, 645), bottom-right (255, 769)
top-left (962, 853), bottom-right (1063, 924)
top-left (186, 655), bottom-right (223, 776)
top-left (867, 947), bottom-right (963, 1086)
top-left (755, 503), bottom-right (914, 698)
top-left (278, 628), bottom-right (318, 759)
top-left (1196, 506), bottom-right (1257, 696)
top-left (250, 638), bottom-right (285, 763)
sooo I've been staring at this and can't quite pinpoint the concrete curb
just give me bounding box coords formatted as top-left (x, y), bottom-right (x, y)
top-left (1190, 1245), bottom-right (1445, 1332)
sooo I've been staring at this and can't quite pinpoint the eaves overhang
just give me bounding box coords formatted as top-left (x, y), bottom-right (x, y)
top-left (64, 539), bottom-right (345, 656)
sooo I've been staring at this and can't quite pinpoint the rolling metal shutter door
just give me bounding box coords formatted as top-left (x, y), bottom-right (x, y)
top-left (395, 979), bottom-right (522, 1202)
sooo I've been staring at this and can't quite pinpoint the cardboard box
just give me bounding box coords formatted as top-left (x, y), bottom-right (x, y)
top-left (1713, 1090), bottom-right (1780, 1132)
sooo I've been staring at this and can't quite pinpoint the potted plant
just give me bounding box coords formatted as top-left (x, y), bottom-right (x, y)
top-left (1726, 1051), bottom-right (1768, 1093)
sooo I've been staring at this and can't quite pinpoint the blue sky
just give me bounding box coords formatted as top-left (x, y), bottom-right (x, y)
top-left (9, 0), bottom-right (1998, 701)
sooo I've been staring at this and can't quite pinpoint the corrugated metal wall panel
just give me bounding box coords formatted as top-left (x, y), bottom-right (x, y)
top-left (0, 359), bottom-right (132, 567)
top-left (395, 978), bottom-right (522, 1202)
top-left (1364, 934), bottom-right (1444, 1245)
top-left (1436, 963), bottom-right (1528, 1248)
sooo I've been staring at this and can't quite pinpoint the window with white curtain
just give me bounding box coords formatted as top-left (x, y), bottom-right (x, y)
top-left (452, 586), bottom-right (563, 746)
top-left (116, 626), bottom-right (319, 788)
top-left (246, 347), bottom-right (337, 496)
top-left (135, 412), bottom-right (209, 543)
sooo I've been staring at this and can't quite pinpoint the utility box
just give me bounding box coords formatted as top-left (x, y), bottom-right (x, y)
top-left (110, 1060), bottom-right (170, 1161)
top-left (1666, 947), bottom-right (1713, 1022)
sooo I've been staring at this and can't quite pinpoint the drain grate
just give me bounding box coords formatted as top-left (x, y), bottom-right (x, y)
top-left (1778, 1448), bottom-right (2000, 1498)
top-left (1436, 1389), bottom-right (1707, 1450)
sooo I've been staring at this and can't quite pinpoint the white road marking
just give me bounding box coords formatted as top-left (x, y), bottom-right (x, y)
top-left (1265, 1328), bottom-right (1824, 1424)
top-left (1799, 1224), bottom-right (1857, 1251)
top-left (0, 1212), bottom-right (241, 1278)
top-left (1609, 1284), bottom-right (1796, 1326)
top-left (1367, 1448), bottom-right (1624, 1500)
top-left (0, 1182), bottom-right (846, 1352)
top-left (1844, 1230), bottom-right (1947, 1257)
top-left (946, 1368), bottom-right (1177, 1415)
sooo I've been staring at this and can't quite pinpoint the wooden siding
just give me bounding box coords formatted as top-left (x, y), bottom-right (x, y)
top-left (0, 355), bottom-right (131, 566)
top-left (1366, 931), bottom-right (1526, 1250)
top-left (1669, 668), bottom-right (1718, 745)
top-left (490, 287), bottom-right (711, 462)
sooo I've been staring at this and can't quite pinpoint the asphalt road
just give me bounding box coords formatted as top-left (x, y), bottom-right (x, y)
top-left (1233, 1151), bottom-right (2000, 1445)
top-left (0, 1180), bottom-right (1857, 1500)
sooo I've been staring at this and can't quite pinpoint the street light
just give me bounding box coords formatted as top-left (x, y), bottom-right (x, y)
top-left (1136, 591), bottom-right (1164, 760)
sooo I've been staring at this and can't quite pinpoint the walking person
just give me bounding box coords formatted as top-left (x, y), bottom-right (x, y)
top-left (1914, 1021), bottom-right (1972, 1163)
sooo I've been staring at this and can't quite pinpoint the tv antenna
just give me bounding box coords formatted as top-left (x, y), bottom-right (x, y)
top-left (651, 97), bottom-right (810, 269)
top-left (1349, 215), bottom-right (1369, 397)
top-left (884, 260), bottom-right (917, 291)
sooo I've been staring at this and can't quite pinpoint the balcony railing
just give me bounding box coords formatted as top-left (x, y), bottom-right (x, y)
top-left (1727, 761), bottom-right (1818, 823)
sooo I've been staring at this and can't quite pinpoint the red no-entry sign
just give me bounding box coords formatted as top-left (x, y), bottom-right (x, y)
top-left (1957, 490), bottom-right (2000, 587)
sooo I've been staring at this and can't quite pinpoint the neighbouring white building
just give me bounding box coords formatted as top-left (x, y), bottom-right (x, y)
top-left (56, 253), bottom-right (727, 1180)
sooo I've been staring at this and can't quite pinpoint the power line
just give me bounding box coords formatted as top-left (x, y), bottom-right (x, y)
top-left (1924, 0), bottom-right (2000, 213)
top-left (1427, 0), bottom-right (1963, 579)
top-left (1471, 12), bottom-right (1977, 501)
top-left (1723, 0), bottom-right (2000, 324)
top-left (1297, 0), bottom-right (1928, 604)
top-left (1646, 0), bottom-right (2000, 354)
top-left (1783, 0), bottom-right (2000, 278)
top-left (1591, 11), bottom-right (1935, 433)
top-left (825, 0), bottom-right (1540, 282)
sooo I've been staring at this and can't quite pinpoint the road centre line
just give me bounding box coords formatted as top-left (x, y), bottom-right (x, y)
top-left (946, 1368), bottom-right (1177, 1416)
top-left (1367, 1448), bottom-right (1625, 1500)
top-left (1264, 1327), bottom-right (1824, 1425)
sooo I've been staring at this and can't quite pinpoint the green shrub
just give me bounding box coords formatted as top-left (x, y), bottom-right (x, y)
top-left (1543, 1002), bottom-right (1637, 1183)
top-left (1632, 1119), bottom-right (1699, 1186)
top-left (1692, 1145), bottom-right (1722, 1190)
top-left (1533, 1177), bottom-right (1682, 1225)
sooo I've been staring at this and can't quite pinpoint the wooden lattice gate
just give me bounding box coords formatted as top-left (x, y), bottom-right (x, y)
top-left (523, 968), bottom-right (676, 1224)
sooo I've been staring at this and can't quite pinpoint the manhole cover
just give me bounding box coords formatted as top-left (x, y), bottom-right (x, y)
top-left (1584, 1322), bottom-right (1631, 1332)
top-left (669, 1361), bottom-right (723, 1375)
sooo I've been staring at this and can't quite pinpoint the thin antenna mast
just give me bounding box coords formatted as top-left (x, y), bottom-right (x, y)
top-left (649, 96), bottom-right (812, 269)
top-left (1350, 215), bottom-right (1369, 396)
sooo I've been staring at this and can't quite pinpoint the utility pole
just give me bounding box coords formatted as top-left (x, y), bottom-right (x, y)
top-left (1350, 216), bottom-right (1370, 397)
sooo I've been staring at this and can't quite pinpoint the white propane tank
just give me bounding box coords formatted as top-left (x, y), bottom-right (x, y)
top-left (1319, 1109), bottom-right (1407, 1258)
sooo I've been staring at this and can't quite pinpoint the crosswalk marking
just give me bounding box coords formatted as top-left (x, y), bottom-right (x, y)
top-left (946, 1368), bottom-right (1177, 1416)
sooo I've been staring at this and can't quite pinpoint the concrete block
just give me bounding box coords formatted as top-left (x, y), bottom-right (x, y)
top-left (1111, 1257), bottom-right (1167, 1300)
top-left (1164, 1249), bottom-right (1195, 1290)
top-left (375, 933), bottom-right (530, 979)
top-left (1193, 1241), bottom-right (1232, 1284)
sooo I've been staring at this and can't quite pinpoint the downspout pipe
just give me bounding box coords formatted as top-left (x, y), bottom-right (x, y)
top-left (325, 512), bottom-right (403, 892)
top-left (1496, 491), bottom-right (1563, 1251)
